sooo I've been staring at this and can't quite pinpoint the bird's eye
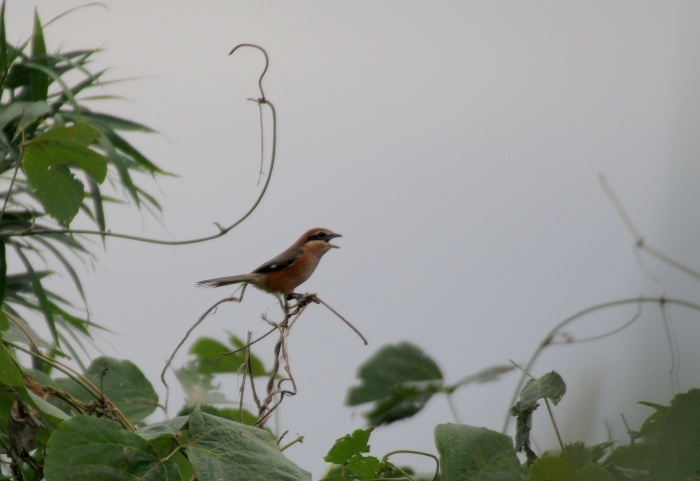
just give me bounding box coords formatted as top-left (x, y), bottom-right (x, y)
top-left (316, 232), bottom-right (326, 239)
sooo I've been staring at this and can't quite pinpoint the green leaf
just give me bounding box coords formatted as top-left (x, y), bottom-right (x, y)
top-left (324, 427), bottom-right (384, 478)
top-left (15, 245), bottom-right (59, 345)
top-left (0, 239), bottom-right (6, 308)
top-left (44, 415), bottom-right (181, 481)
top-left (648, 389), bottom-right (700, 480)
top-left (55, 357), bottom-right (158, 422)
top-left (529, 457), bottom-right (615, 481)
top-left (190, 335), bottom-right (266, 376)
top-left (178, 404), bottom-right (259, 427)
top-left (0, 341), bottom-right (23, 386)
top-left (22, 122), bottom-right (108, 225)
top-left (519, 371), bottom-right (566, 411)
top-left (324, 427), bottom-right (374, 464)
top-left (452, 364), bottom-right (515, 389)
top-left (347, 342), bottom-right (443, 425)
top-left (434, 424), bottom-right (524, 481)
top-left (529, 457), bottom-right (581, 481)
top-left (30, 10), bottom-right (48, 101)
top-left (175, 361), bottom-right (230, 408)
top-left (26, 390), bottom-right (71, 426)
top-left (0, 100), bottom-right (51, 131)
top-left (510, 371), bottom-right (566, 460)
top-left (0, 1), bottom-right (7, 79)
top-left (558, 441), bottom-right (611, 469)
top-left (137, 416), bottom-right (189, 441)
top-left (186, 407), bottom-right (311, 481)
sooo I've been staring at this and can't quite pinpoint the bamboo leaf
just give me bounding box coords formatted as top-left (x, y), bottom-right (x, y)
top-left (29, 10), bottom-right (48, 101)
top-left (14, 246), bottom-right (59, 345)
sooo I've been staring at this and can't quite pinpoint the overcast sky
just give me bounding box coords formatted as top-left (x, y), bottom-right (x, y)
top-left (8, 1), bottom-right (700, 476)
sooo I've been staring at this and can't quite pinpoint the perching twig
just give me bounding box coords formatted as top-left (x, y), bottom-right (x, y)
top-left (223, 293), bottom-right (367, 357)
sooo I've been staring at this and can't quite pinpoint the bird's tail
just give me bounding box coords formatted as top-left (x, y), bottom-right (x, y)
top-left (195, 274), bottom-right (254, 288)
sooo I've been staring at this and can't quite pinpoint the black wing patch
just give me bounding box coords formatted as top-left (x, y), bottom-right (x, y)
top-left (252, 247), bottom-right (301, 274)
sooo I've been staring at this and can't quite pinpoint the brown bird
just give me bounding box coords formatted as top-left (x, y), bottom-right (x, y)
top-left (196, 228), bottom-right (341, 297)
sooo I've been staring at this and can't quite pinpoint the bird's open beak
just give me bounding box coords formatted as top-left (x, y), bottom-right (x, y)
top-left (327, 232), bottom-right (342, 248)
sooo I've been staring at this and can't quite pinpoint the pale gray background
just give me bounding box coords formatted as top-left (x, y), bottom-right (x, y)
top-left (7, 2), bottom-right (700, 477)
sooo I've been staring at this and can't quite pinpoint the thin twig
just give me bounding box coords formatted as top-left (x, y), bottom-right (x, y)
top-left (161, 285), bottom-right (247, 416)
top-left (313, 295), bottom-right (368, 345)
top-left (382, 450), bottom-right (441, 481)
top-left (659, 300), bottom-right (680, 394)
top-left (223, 325), bottom-right (277, 356)
top-left (279, 435), bottom-right (304, 452)
top-left (3, 309), bottom-right (41, 353)
top-left (600, 174), bottom-right (700, 282)
top-left (238, 331), bottom-right (252, 424)
top-left (543, 397), bottom-right (564, 450)
top-left (0, 150), bottom-right (23, 226)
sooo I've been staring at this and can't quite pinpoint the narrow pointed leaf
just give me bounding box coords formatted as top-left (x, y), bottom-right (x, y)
top-left (0, 1), bottom-right (7, 78)
top-left (0, 239), bottom-right (6, 306)
top-left (15, 246), bottom-right (58, 345)
top-left (30, 10), bottom-right (48, 101)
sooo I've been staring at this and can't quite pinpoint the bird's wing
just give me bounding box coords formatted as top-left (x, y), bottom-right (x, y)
top-left (252, 246), bottom-right (303, 274)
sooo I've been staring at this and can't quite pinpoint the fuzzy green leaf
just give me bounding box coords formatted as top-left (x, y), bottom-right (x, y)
top-left (55, 357), bottom-right (158, 422)
top-left (324, 427), bottom-right (374, 464)
top-left (138, 416), bottom-right (189, 441)
top-left (347, 342), bottom-right (443, 425)
top-left (435, 424), bottom-right (524, 481)
top-left (186, 408), bottom-right (311, 481)
top-left (23, 122), bottom-right (107, 225)
top-left (44, 415), bottom-right (181, 481)
top-left (189, 335), bottom-right (266, 376)
top-left (519, 371), bottom-right (566, 411)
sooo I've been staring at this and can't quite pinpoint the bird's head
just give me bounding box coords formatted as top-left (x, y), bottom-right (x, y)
top-left (301, 228), bottom-right (342, 250)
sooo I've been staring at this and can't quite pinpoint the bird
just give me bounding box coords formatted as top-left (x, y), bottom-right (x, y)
top-left (196, 228), bottom-right (342, 298)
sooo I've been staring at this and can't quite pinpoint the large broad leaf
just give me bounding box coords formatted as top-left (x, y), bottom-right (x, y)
top-left (648, 389), bottom-right (700, 481)
top-left (55, 357), bottom-right (158, 422)
top-left (44, 415), bottom-right (181, 481)
top-left (529, 457), bottom-right (615, 481)
top-left (186, 407), bottom-right (311, 481)
top-left (22, 122), bottom-right (107, 225)
top-left (346, 342), bottom-right (443, 425)
top-left (434, 424), bottom-right (524, 481)
top-left (137, 416), bottom-right (189, 441)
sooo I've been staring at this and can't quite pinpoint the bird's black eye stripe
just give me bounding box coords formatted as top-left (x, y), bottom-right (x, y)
top-left (307, 232), bottom-right (327, 242)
